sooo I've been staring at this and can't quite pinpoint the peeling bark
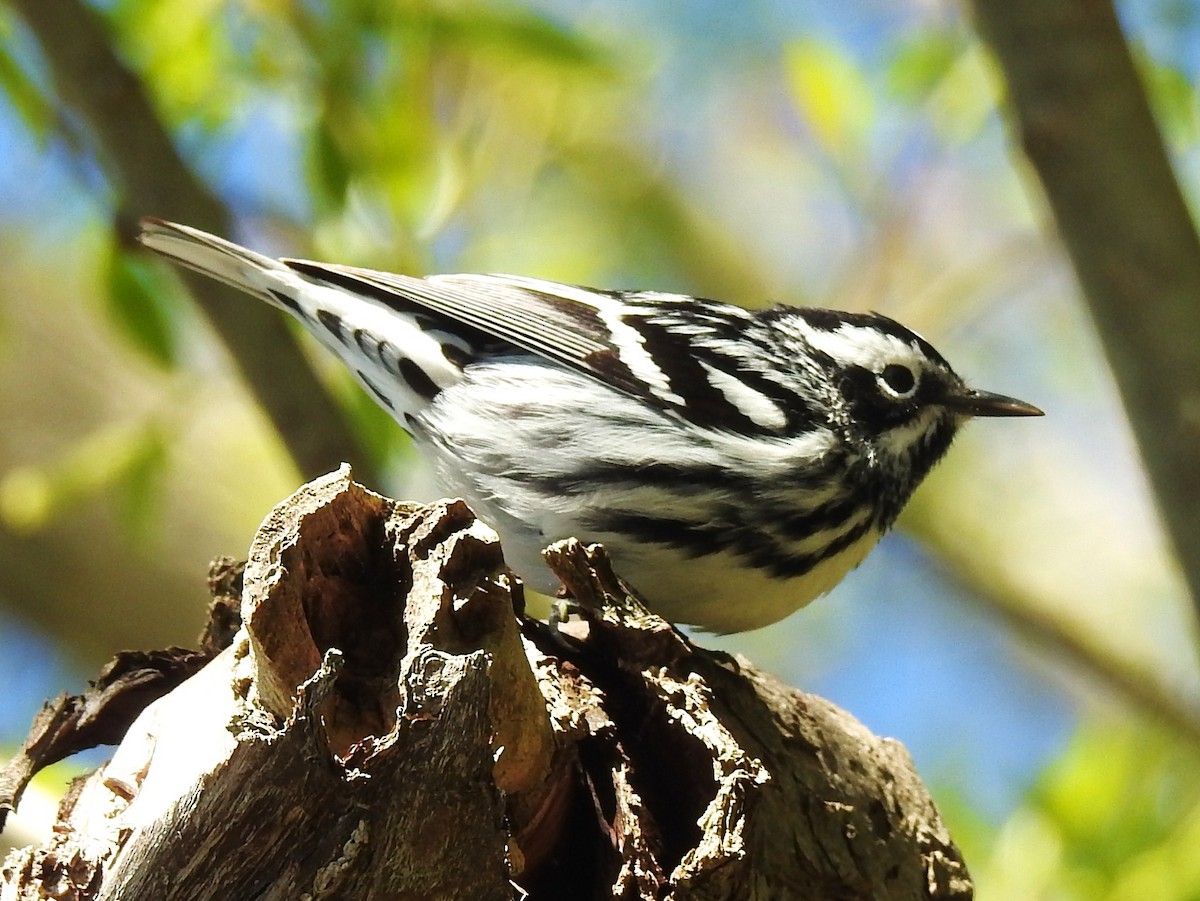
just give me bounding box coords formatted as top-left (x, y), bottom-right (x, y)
top-left (2, 468), bottom-right (971, 899)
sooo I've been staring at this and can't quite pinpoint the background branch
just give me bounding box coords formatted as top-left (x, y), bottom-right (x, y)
top-left (8, 0), bottom-right (378, 485)
top-left (969, 0), bottom-right (1200, 618)
top-left (915, 523), bottom-right (1200, 746)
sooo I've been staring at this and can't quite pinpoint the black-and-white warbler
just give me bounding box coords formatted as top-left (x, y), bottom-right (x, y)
top-left (138, 218), bottom-right (1041, 634)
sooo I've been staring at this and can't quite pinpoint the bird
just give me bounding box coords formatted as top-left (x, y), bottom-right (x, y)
top-left (137, 218), bottom-right (1042, 634)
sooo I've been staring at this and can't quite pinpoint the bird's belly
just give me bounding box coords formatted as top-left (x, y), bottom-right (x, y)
top-left (412, 365), bottom-right (882, 634)
top-left (599, 528), bottom-right (884, 633)
top-left (410, 476), bottom-right (884, 633)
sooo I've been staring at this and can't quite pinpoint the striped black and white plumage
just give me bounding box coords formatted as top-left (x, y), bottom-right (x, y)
top-left (138, 219), bottom-right (1042, 634)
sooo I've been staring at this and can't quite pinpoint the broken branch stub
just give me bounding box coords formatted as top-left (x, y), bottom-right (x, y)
top-left (1, 468), bottom-right (972, 900)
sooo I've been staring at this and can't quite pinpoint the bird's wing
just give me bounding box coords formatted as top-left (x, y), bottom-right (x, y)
top-left (282, 261), bottom-right (786, 432)
top-left (137, 218), bottom-right (791, 434)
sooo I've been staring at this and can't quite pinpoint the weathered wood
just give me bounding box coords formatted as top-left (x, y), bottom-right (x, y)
top-left (1, 468), bottom-right (971, 899)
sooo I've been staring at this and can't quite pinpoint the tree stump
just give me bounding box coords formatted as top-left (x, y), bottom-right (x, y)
top-left (1, 467), bottom-right (972, 900)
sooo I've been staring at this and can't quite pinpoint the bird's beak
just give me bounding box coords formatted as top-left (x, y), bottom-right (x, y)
top-left (944, 388), bottom-right (1044, 418)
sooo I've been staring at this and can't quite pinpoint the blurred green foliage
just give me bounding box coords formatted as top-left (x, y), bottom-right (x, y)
top-left (105, 245), bottom-right (183, 369)
top-left (0, 21), bottom-right (50, 139)
top-left (970, 722), bottom-right (1200, 900)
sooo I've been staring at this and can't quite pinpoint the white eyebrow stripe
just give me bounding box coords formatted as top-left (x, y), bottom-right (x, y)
top-left (797, 322), bottom-right (924, 371)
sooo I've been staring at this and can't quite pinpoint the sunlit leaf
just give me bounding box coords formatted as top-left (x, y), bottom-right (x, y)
top-left (0, 34), bottom-right (53, 140)
top-left (887, 31), bottom-right (962, 102)
top-left (925, 44), bottom-right (1000, 144)
top-left (114, 0), bottom-right (235, 126)
top-left (310, 119), bottom-right (352, 213)
top-left (105, 244), bottom-right (180, 369)
top-left (1137, 51), bottom-right (1200, 146)
top-left (0, 421), bottom-right (168, 534)
top-left (885, 31), bottom-right (1000, 144)
top-left (974, 720), bottom-right (1200, 900)
top-left (425, 4), bottom-right (614, 73)
top-left (115, 424), bottom-right (169, 539)
top-left (0, 465), bottom-right (53, 533)
top-left (785, 38), bottom-right (874, 159)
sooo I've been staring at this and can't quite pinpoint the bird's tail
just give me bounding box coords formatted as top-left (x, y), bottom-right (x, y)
top-left (137, 218), bottom-right (474, 420)
top-left (136, 218), bottom-right (297, 309)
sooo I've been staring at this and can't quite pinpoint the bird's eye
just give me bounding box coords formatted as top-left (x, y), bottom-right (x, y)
top-left (880, 363), bottom-right (917, 397)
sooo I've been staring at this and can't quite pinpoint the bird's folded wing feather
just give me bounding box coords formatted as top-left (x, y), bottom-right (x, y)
top-left (283, 260), bottom-right (703, 413)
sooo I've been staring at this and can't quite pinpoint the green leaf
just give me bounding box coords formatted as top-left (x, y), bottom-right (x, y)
top-left (0, 34), bottom-right (54, 140)
top-left (785, 38), bottom-right (874, 158)
top-left (426, 5), bottom-right (614, 73)
top-left (888, 32), bottom-right (999, 146)
top-left (886, 32), bottom-right (962, 102)
top-left (115, 424), bottom-right (169, 539)
top-left (105, 244), bottom-right (180, 369)
top-left (0, 420), bottom-right (168, 535)
top-left (924, 45), bottom-right (999, 145)
top-left (114, 0), bottom-right (234, 127)
top-left (1137, 52), bottom-right (1200, 146)
top-left (310, 119), bottom-right (352, 213)
top-left (974, 720), bottom-right (1200, 900)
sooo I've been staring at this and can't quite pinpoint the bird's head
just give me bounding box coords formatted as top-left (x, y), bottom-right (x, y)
top-left (771, 307), bottom-right (1042, 522)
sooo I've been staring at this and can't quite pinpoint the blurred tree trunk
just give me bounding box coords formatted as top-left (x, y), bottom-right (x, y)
top-left (969, 0), bottom-right (1200, 619)
top-left (8, 0), bottom-right (376, 486)
top-left (1, 471), bottom-right (971, 900)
